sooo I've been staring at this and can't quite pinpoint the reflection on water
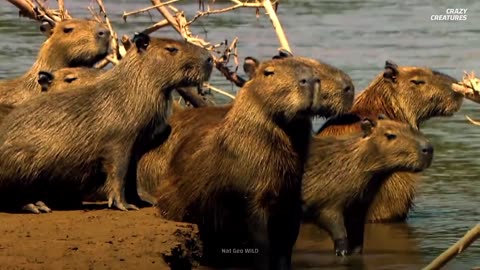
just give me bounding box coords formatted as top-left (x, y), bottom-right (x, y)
top-left (0, 0), bottom-right (479, 269)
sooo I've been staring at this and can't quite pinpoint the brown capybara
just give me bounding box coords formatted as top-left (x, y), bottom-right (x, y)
top-left (37, 67), bottom-right (103, 92)
top-left (156, 57), bottom-right (325, 270)
top-left (317, 60), bottom-right (463, 223)
top-left (0, 19), bottom-right (111, 106)
top-left (0, 33), bottom-right (213, 214)
top-left (303, 117), bottom-right (434, 256)
top-left (136, 55), bottom-right (355, 202)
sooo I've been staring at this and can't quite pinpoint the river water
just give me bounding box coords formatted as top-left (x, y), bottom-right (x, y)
top-left (0, 1), bottom-right (479, 269)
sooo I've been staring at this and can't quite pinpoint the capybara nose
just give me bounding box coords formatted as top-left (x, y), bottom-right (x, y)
top-left (97, 27), bottom-right (110, 39)
top-left (421, 142), bottom-right (434, 155)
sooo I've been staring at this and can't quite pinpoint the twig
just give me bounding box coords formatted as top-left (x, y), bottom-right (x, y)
top-left (204, 83), bottom-right (236, 100)
top-left (261, 0), bottom-right (291, 53)
top-left (33, 0), bottom-right (62, 22)
top-left (142, 20), bottom-right (170, 35)
top-left (122, 0), bottom-right (179, 22)
top-left (187, 0), bottom-right (276, 26)
top-left (7, 0), bottom-right (37, 20)
top-left (175, 87), bottom-right (209, 108)
top-left (151, 0), bottom-right (182, 34)
top-left (422, 224), bottom-right (480, 270)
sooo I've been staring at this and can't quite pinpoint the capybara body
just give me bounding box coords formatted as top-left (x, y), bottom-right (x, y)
top-left (303, 118), bottom-right (434, 256)
top-left (318, 60), bottom-right (463, 223)
top-left (0, 19), bottom-right (110, 106)
top-left (137, 56), bottom-right (355, 199)
top-left (156, 57), bottom-right (326, 270)
top-left (0, 34), bottom-right (213, 213)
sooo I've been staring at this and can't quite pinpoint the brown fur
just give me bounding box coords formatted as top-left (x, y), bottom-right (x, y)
top-left (0, 19), bottom-right (111, 106)
top-left (156, 57), bottom-right (326, 270)
top-left (303, 118), bottom-right (433, 256)
top-left (137, 56), bottom-right (355, 200)
top-left (38, 67), bottom-right (103, 93)
top-left (318, 60), bottom-right (463, 223)
top-left (0, 34), bottom-right (213, 213)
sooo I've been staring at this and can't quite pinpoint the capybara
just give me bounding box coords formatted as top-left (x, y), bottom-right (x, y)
top-left (303, 117), bottom-right (434, 256)
top-left (37, 68), bottom-right (103, 92)
top-left (0, 33), bottom-right (213, 214)
top-left (156, 57), bottom-right (327, 270)
top-left (317, 60), bottom-right (463, 223)
top-left (0, 19), bottom-right (110, 106)
top-left (137, 55), bottom-right (355, 200)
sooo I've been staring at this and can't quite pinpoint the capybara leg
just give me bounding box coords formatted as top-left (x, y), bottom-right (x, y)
top-left (103, 148), bottom-right (139, 211)
top-left (345, 205), bottom-right (368, 254)
top-left (315, 210), bottom-right (350, 256)
top-left (22, 201), bottom-right (52, 214)
top-left (137, 186), bottom-right (156, 206)
top-left (366, 173), bottom-right (418, 223)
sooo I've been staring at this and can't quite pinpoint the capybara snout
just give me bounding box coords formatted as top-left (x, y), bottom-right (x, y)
top-left (418, 137), bottom-right (434, 170)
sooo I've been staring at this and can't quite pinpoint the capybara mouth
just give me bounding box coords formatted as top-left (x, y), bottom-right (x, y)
top-left (69, 52), bottom-right (109, 68)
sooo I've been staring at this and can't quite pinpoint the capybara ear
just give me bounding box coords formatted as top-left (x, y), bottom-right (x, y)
top-left (39, 20), bottom-right (54, 37)
top-left (272, 48), bottom-right (293, 59)
top-left (243, 57), bottom-right (259, 79)
top-left (263, 66), bottom-right (275, 77)
top-left (132, 32), bottom-right (150, 53)
top-left (377, 114), bottom-right (389, 120)
top-left (38, 71), bottom-right (54, 92)
top-left (383, 60), bottom-right (399, 82)
top-left (360, 118), bottom-right (375, 137)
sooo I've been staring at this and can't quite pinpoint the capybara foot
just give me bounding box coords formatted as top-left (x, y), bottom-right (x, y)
top-left (334, 239), bottom-right (350, 257)
top-left (22, 201), bottom-right (52, 214)
top-left (107, 194), bottom-right (139, 211)
top-left (350, 246), bottom-right (363, 254)
top-left (137, 189), bottom-right (157, 207)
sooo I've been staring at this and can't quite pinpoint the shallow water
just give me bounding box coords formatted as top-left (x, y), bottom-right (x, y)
top-left (0, 0), bottom-right (479, 269)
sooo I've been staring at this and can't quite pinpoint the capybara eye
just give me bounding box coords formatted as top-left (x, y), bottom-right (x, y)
top-left (410, 79), bottom-right (425, 85)
top-left (300, 79), bottom-right (307, 85)
top-left (385, 133), bottom-right (397, 140)
top-left (165, 47), bottom-right (179, 54)
top-left (63, 27), bottom-right (74, 34)
top-left (315, 78), bottom-right (321, 84)
top-left (64, 77), bottom-right (78, 83)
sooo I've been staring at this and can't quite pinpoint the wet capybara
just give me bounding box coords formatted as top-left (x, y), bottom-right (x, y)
top-left (0, 33), bottom-right (213, 214)
top-left (37, 68), bottom-right (103, 92)
top-left (156, 57), bottom-right (325, 270)
top-left (317, 60), bottom-right (463, 223)
top-left (303, 117), bottom-right (434, 256)
top-left (0, 19), bottom-right (110, 106)
top-left (136, 55), bottom-right (355, 201)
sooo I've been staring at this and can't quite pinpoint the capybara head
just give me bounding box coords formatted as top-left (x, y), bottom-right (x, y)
top-left (379, 60), bottom-right (463, 124)
top-left (246, 57), bottom-right (321, 119)
top-left (37, 68), bottom-right (102, 92)
top-left (39, 19), bottom-right (111, 67)
top-left (244, 54), bottom-right (354, 117)
top-left (360, 117), bottom-right (434, 173)
top-left (126, 33), bottom-right (213, 89)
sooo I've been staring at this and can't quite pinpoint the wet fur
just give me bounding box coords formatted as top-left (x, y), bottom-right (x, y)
top-left (156, 57), bottom-right (323, 270)
top-left (303, 119), bottom-right (433, 255)
top-left (318, 61), bottom-right (463, 222)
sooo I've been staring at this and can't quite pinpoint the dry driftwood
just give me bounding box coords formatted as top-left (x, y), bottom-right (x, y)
top-left (422, 223), bottom-right (480, 270)
top-left (452, 71), bottom-right (480, 125)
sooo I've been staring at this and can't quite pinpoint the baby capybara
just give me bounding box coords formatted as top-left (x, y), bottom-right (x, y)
top-left (318, 60), bottom-right (463, 223)
top-left (137, 55), bottom-right (355, 200)
top-left (156, 57), bottom-right (324, 270)
top-left (0, 19), bottom-right (111, 106)
top-left (0, 33), bottom-right (213, 214)
top-left (37, 68), bottom-right (103, 92)
top-left (303, 117), bottom-right (434, 256)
